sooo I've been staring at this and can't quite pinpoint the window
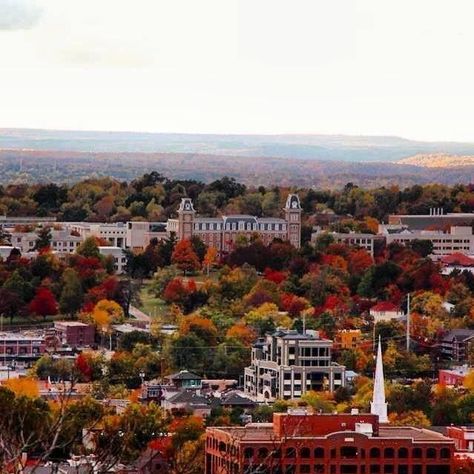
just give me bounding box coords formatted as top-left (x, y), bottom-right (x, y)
top-left (341, 466), bottom-right (357, 474)
top-left (412, 448), bottom-right (422, 459)
top-left (383, 467), bottom-right (394, 474)
top-left (258, 448), bottom-right (269, 458)
top-left (300, 466), bottom-right (310, 474)
top-left (341, 447), bottom-right (358, 458)
top-left (427, 448), bottom-right (436, 459)
top-left (370, 467), bottom-right (380, 474)
top-left (384, 448), bottom-right (394, 458)
top-left (300, 448), bottom-right (310, 458)
top-left (314, 448), bottom-right (324, 459)
top-left (370, 448), bottom-right (380, 459)
top-left (398, 448), bottom-right (408, 459)
top-left (440, 448), bottom-right (450, 459)
top-left (286, 448), bottom-right (296, 458)
top-left (244, 448), bottom-right (254, 458)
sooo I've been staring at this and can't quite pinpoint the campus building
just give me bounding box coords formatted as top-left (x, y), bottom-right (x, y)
top-left (243, 330), bottom-right (345, 402)
top-left (205, 410), bottom-right (455, 474)
top-left (167, 194), bottom-right (302, 253)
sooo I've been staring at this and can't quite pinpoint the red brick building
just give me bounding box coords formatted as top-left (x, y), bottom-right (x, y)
top-left (446, 426), bottom-right (474, 452)
top-left (54, 321), bottom-right (95, 347)
top-left (206, 411), bottom-right (455, 474)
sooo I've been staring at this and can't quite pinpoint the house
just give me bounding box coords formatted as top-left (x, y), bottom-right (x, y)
top-left (206, 410), bottom-right (455, 474)
top-left (440, 253), bottom-right (474, 275)
top-left (164, 370), bottom-right (203, 390)
top-left (370, 301), bottom-right (404, 323)
top-left (439, 366), bottom-right (471, 387)
top-left (162, 390), bottom-right (213, 417)
top-left (244, 329), bottom-right (345, 402)
top-left (335, 329), bottom-right (362, 350)
top-left (440, 330), bottom-right (474, 362)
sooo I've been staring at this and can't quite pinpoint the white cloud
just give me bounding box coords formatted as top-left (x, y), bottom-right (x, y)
top-left (0, 0), bottom-right (42, 30)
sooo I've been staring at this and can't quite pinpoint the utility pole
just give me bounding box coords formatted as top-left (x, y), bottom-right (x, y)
top-left (406, 293), bottom-right (410, 352)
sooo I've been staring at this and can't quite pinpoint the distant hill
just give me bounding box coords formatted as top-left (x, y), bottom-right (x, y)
top-left (2, 149), bottom-right (474, 188)
top-left (398, 154), bottom-right (474, 168)
top-left (2, 128), bottom-right (474, 162)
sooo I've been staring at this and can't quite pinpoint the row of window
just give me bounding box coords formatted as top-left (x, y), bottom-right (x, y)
top-left (241, 446), bottom-right (451, 460)
top-left (194, 222), bottom-right (288, 231)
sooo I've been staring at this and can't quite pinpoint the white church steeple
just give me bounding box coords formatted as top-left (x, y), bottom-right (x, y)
top-left (371, 336), bottom-right (388, 423)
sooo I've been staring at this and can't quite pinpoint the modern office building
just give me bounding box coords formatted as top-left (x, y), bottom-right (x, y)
top-left (244, 330), bottom-right (345, 402)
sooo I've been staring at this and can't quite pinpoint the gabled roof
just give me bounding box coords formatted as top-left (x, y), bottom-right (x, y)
top-left (440, 253), bottom-right (474, 267)
top-left (441, 329), bottom-right (474, 342)
top-left (170, 370), bottom-right (201, 381)
top-left (370, 301), bottom-right (400, 312)
top-left (167, 390), bottom-right (209, 405)
top-left (222, 392), bottom-right (256, 406)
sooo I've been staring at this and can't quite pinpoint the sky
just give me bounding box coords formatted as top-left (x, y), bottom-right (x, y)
top-left (0, 0), bottom-right (473, 141)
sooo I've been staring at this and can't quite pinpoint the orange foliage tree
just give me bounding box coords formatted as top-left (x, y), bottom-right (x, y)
top-left (171, 240), bottom-right (200, 275)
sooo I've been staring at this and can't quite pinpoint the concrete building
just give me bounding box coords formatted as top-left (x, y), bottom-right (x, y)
top-left (98, 246), bottom-right (128, 274)
top-left (66, 222), bottom-right (128, 248)
top-left (244, 330), bottom-right (345, 402)
top-left (311, 229), bottom-right (380, 256)
top-left (126, 221), bottom-right (168, 251)
top-left (54, 321), bottom-right (96, 347)
top-left (167, 194), bottom-right (302, 254)
top-left (388, 210), bottom-right (474, 230)
top-left (206, 411), bottom-right (455, 474)
top-left (9, 229), bottom-right (82, 254)
top-left (381, 225), bottom-right (474, 257)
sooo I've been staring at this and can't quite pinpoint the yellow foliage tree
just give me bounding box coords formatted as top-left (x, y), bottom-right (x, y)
top-left (464, 370), bottom-right (474, 390)
top-left (90, 299), bottom-right (124, 332)
top-left (244, 302), bottom-right (292, 330)
top-left (4, 377), bottom-right (39, 398)
top-left (388, 410), bottom-right (431, 428)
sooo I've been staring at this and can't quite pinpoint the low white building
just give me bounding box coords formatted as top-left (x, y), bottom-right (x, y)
top-left (126, 221), bottom-right (168, 250)
top-left (381, 225), bottom-right (474, 256)
top-left (311, 228), bottom-right (380, 256)
top-left (370, 302), bottom-right (405, 323)
top-left (65, 222), bottom-right (128, 249)
top-left (98, 246), bottom-right (127, 274)
top-left (9, 229), bottom-right (82, 254)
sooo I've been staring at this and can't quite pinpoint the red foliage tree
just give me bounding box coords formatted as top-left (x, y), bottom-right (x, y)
top-left (28, 286), bottom-right (58, 320)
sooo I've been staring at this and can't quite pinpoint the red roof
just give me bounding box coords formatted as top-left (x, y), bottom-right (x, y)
top-left (370, 301), bottom-right (400, 312)
top-left (440, 253), bottom-right (474, 267)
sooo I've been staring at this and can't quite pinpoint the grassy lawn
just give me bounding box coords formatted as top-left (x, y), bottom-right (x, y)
top-left (138, 286), bottom-right (169, 320)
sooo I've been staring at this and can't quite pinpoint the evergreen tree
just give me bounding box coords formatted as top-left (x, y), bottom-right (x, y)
top-left (59, 269), bottom-right (84, 318)
top-left (34, 226), bottom-right (52, 251)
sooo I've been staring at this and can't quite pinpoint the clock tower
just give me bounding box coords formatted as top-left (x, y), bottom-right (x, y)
top-left (284, 194), bottom-right (302, 248)
top-left (177, 198), bottom-right (196, 241)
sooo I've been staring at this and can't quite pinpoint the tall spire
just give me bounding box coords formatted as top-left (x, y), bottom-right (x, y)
top-left (371, 336), bottom-right (388, 423)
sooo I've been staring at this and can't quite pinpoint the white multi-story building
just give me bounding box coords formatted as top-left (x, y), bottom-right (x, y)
top-left (126, 221), bottom-right (168, 250)
top-left (66, 222), bottom-right (128, 249)
top-left (9, 229), bottom-right (82, 254)
top-left (98, 246), bottom-right (128, 274)
top-left (244, 329), bottom-right (345, 402)
top-left (311, 228), bottom-right (380, 256)
top-left (381, 225), bottom-right (474, 256)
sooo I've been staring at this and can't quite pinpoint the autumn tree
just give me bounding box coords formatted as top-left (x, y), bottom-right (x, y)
top-left (171, 240), bottom-right (201, 275)
top-left (203, 246), bottom-right (218, 275)
top-left (28, 286), bottom-right (58, 320)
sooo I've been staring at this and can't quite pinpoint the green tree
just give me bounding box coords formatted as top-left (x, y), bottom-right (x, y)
top-left (76, 236), bottom-right (100, 258)
top-left (59, 268), bottom-right (84, 317)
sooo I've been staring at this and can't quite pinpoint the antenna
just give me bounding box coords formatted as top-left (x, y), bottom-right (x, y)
top-left (406, 293), bottom-right (410, 352)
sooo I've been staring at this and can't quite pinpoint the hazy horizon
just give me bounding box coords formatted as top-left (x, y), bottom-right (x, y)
top-left (1, 0), bottom-right (474, 142)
